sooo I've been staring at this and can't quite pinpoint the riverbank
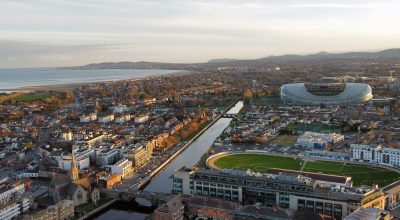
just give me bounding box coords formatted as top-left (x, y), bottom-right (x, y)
top-left (135, 99), bottom-right (241, 190)
top-left (93, 101), bottom-right (243, 218)
top-left (77, 199), bottom-right (117, 220)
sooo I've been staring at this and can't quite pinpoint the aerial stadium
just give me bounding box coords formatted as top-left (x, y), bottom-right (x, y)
top-left (280, 82), bottom-right (373, 105)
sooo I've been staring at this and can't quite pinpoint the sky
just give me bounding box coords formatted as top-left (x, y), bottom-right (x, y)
top-left (1, 0), bottom-right (400, 68)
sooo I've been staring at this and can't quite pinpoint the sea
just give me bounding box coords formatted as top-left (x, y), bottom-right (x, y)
top-left (0, 68), bottom-right (183, 90)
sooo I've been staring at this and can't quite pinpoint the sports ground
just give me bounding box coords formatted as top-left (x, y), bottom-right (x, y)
top-left (282, 122), bottom-right (341, 133)
top-left (270, 134), bottom-right (299, 146)
top-left (209, 153), bottom-right (400, 186)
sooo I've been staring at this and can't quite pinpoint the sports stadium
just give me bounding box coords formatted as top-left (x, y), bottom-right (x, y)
top-left (280, 82), bottom-right (373, 105)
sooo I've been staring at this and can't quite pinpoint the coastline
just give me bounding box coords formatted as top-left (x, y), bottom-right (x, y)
top-left (0, 69), bottom-right (190, 92)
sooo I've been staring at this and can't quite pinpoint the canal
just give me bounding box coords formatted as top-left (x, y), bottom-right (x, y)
top-left (94, 101), bottom-right (243, 219)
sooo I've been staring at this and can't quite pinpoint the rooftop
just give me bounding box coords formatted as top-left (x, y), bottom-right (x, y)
top-left (266, 168), bottom-right (350, 185)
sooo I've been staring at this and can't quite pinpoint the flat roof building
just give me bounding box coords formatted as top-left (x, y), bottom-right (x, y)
top-left (172, 167), bottom-right (385, 219)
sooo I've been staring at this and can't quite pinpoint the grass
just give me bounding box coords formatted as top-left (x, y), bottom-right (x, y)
top-left (76, 198), bottom-right (113, 213)
top-left (283, 122), bottom-right (341, 133)
top-left (251, 96), bottom-right (282, 106)
top-left (270, 134), bottom-right (299, 146)
top-left (214, 154), bottom-right (400, 186)
top-left (16, 93), bottom-right (52, 102)
top-left (215, 154), bottom-right (302, 172)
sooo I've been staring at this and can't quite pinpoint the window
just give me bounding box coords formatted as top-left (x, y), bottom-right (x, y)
top-left (315, 202), bottom-right (323, 213)
top-left (77, 191), bottom-right (83, 200)
top-left (324, 203), bottom-right (332, 215)
top-left (306, 201), bottom-right (314, 212)
top-left (298, 199), bottom-right (305, 211)
top-left (334, 204), bottom-right (342, 217)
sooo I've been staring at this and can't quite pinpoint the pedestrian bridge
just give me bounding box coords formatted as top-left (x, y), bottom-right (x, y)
top-left (222, 114), bottom-right (241, 121)
top-left (102, 188), bottom-right (173, 206)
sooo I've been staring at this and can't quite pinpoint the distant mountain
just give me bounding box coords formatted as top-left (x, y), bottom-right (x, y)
top-left (69, 48), bottom-right (400, 69)
top-left (207, 58), bottom-right (239, 63)
top-left (260, 48), bottom-right (400, 62)
top-left (68, 61), bottom-right (195, 70)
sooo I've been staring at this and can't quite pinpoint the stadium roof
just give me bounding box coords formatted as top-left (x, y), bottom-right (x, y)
top-left (280, 83), bottom-right (373, 105)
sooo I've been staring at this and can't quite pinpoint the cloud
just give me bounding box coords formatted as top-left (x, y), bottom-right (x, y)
top-left (0, 0), bottom-right (399, 67)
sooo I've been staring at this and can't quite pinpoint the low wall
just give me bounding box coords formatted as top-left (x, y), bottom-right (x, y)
top-left (78, 199), bottom-right (117, 220)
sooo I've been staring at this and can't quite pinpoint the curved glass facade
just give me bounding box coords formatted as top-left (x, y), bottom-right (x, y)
top-left (280, 83), bottom-right (373, 105)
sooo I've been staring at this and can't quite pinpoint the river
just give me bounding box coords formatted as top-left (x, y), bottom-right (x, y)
top-left (94, 101), bottom-right (243, 219)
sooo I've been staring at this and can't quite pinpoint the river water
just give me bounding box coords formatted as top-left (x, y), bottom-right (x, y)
top-left (94, 101), bottom-right (243, 219)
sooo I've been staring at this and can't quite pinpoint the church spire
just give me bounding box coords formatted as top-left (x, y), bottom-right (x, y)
top-left (70, 147), bottom-right (80, 181)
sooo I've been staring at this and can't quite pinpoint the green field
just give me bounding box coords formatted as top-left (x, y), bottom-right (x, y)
top-left (214, 154), bottom-right (400, 186)
top-left (282, 122), bottom-right (341, 133)
top-left (16, 93), bottom-right (52, 102)
top-left (270, 134), bottom-right (299, 146)
top-left (251, 96), bottom-right (282, 106)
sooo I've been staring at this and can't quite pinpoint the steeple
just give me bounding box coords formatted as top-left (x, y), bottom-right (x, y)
top-left (70, 147), bottom-right (80, 181)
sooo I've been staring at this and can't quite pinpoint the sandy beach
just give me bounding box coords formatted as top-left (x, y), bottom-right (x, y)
top-left (0, 70), bottom-right (190, 92)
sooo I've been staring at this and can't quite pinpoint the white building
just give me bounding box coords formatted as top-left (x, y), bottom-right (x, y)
top-left (80, 116), bottom-right (91, 123)
top-left (134, 114), bottom-right (149, 124)
top-left (351, 144), bottom-right (400, 167)
top-left (110, 159), bottom-right (133, 179)
top-left (98, 114), bottom-right (114, 123)
top-left (58, 155), bottom-right (90, 170)
top-left (0, 183), bottom-right (25, 204)
top-left (113, 104), bottom-right (129, 113)
top-left (61, 131), bottom-right (73, 141)
top-left (16, 172), bottom-right (39, 178)
top-left (0, 197), bottom-right (31, 220)
top-left (305, 150), bottom-right (347, 161)
top-left (80, 113), bottom-right (97, 123)
top-left (96, 149), bottom-right (120, 166)
top-left (115, 114), bottom-right (131, 123)
top-left (296, 132), bottom-right (344, 149)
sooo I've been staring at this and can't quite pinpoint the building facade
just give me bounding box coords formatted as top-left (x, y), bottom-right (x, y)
top-left (110, 159), bottom-right (133, 179)
top-left (351, 144), bottom-right (400, 167)
top-left (172, 167), bottom-right (385, 219)
top-left (0, 197), bottom-right (31, 220)
top-left (26, 200), bottom-right (74, 220)
top-left (296, 131), bottom-right (344, 149)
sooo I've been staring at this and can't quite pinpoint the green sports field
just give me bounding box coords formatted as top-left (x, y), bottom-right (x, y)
top-left (251, 96), bottom-right (283, 106)
top-left (270, 134), bottom-right (299, 146)
top-left (282, 122), bottom-right (341, 133)
top-left (213, 154), bottom-right (400, 186)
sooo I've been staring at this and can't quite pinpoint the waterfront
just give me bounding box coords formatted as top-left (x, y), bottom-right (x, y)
top-left (0, 68), bottom-right (183, 90)
top-left (92, 200), bottom-right (154, 220)
top-left (94, 101), bottom-right (243, 219)
top-left (143, 118), bottom-right (233, 193)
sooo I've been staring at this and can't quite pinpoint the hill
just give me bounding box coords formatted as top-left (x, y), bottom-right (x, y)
top-left (68, 48), bottom-right (400, 69)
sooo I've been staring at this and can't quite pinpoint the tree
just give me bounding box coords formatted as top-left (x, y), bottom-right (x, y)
top-left (65, 91), bottom-right (74, 100)
top-left (243, 89), bottom-right (253, 105)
